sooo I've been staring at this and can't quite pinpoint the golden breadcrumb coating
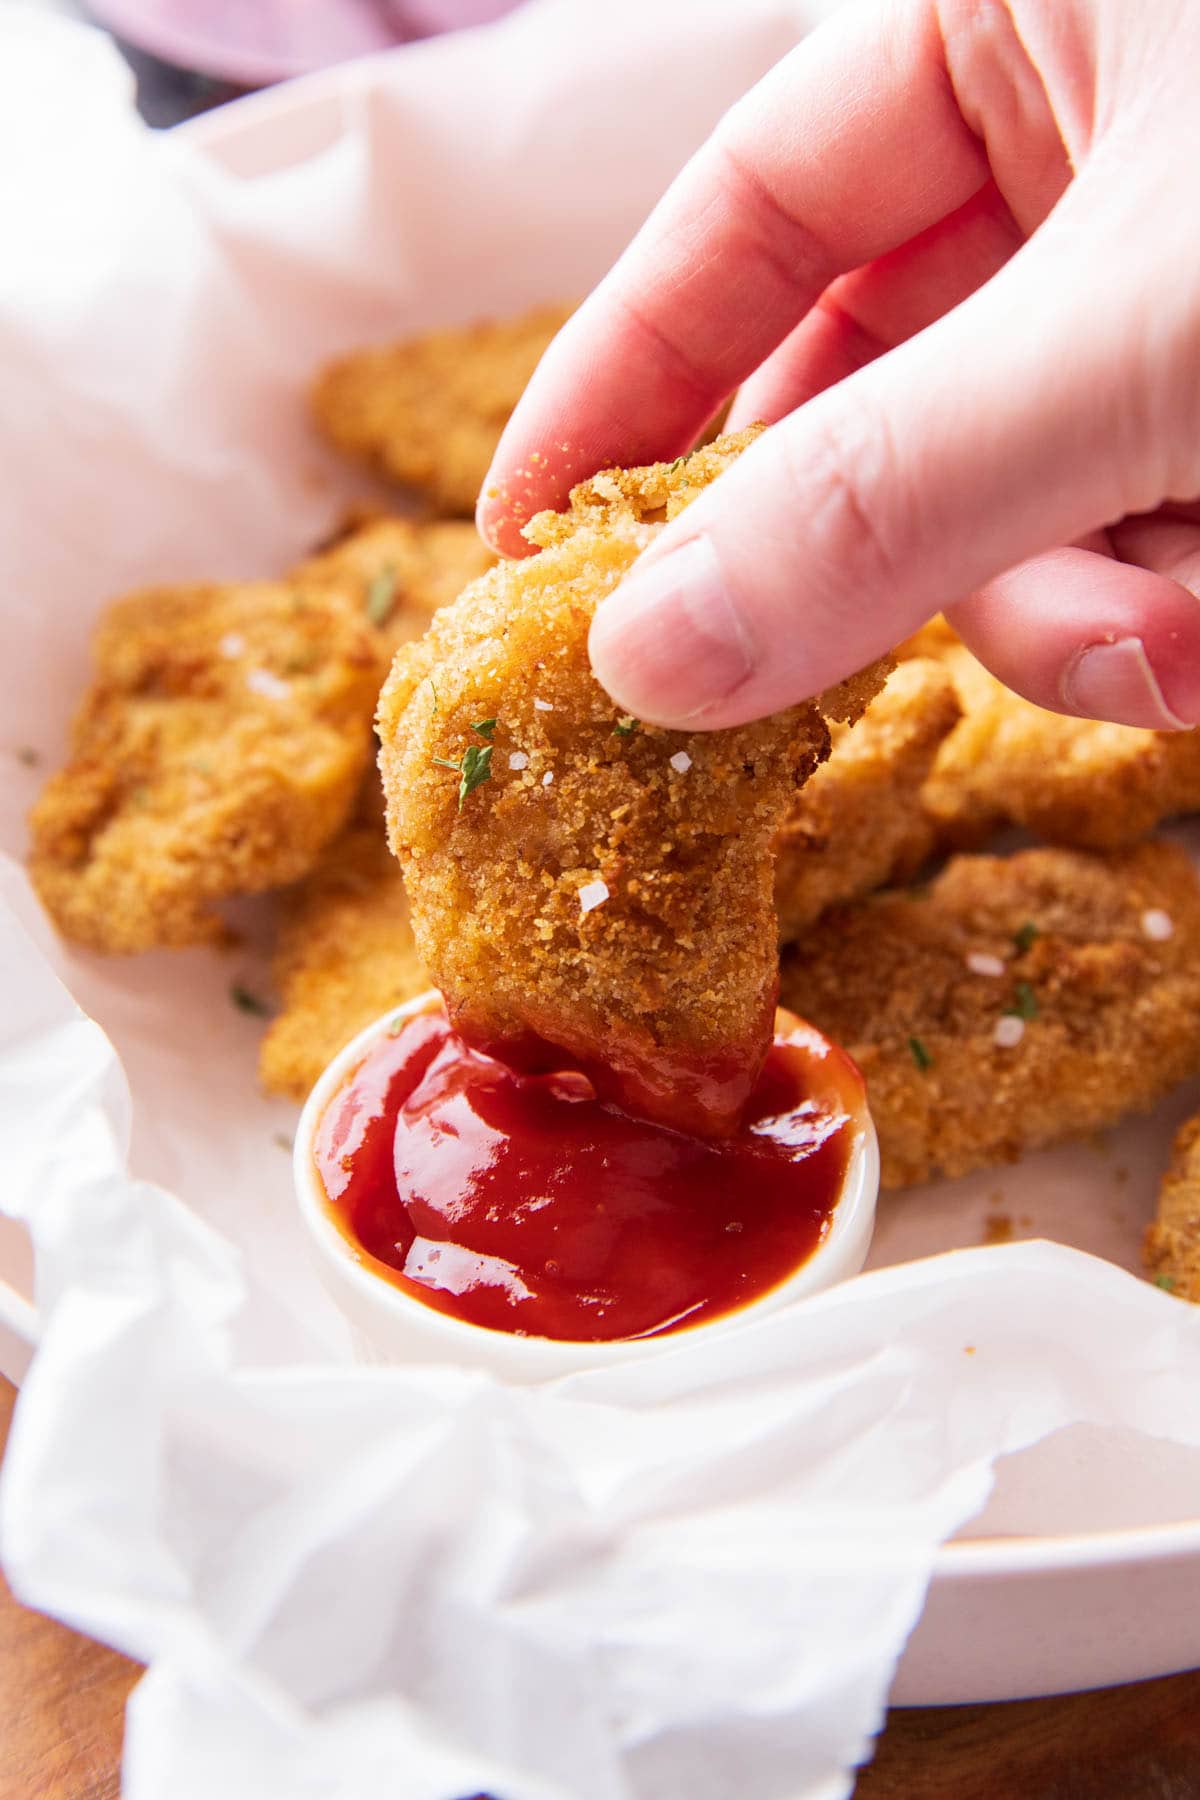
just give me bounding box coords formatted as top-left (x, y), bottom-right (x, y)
top-left (896, 617), bottom-right (959, 659)
top-left (312, 303), bottom-right (573, 517)
top-left (28, 572), bottom-right (385, 954)
top-left (901, 620), bottom-right (1200, 850)
top-left (259, 816), bottom-right (427, 1101)
top-left (297, 516), bottom-right (494, 653)
top-left (780, 842), bottom-right (1200, 1188)
top-left (378, 429), bottom-right (890, 1136)
top-left (1144, 1114), bottom-right (1200, 1303)
top-left (773, 658), bottom-right (960, 943)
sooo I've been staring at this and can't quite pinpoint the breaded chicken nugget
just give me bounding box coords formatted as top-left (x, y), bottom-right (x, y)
top-left (1144, 1114), bottom-right (1200, 1303)
top-left (773, 658), bottom-right (960, 943)
top-left (259, 814), bottom-right (427, 1101)
top-left (378, 429), bottom-right (889, 1137)
top-left (780, 842), bottom-right (1200, 1187)
top-left (29, 574), bottom-right (384, 953)
top-left (312, 304), bottom-right (573, 517)
top-left (901, 621), bottom-right (1200, 849)
top-left (297, 516), bottom-right (495, 652)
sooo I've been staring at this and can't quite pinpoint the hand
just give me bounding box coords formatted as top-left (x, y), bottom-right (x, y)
top-left (477, 0), bottom-right (1200, 732)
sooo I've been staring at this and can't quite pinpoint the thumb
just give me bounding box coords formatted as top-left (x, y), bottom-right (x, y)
top-left (589, 174), bottom-right (1200, 728)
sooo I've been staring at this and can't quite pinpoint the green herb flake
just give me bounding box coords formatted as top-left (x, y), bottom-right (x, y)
top-left (1005, 981), bottom-right (1040, 1021)
top-left (428, 678), bottom-right (439, 714)
top-left (613, 715), bottom-right (639, 737)
top-left (433, 742), bottom-right (494, 810)
top-left (1155, 1274), bottom-right (1177, 1293)
top-left (458, 742), bottom-right (493, 806)
top-left (14, 746), bottom-right (40, 767)
top-left (231, 982), bottom-right (270, 1018)
top-left (471, 717), bottom-right (497, 739)
top-left (1013, 921), bottom-right (1040, 954)
top-left (365, 565), bottom-right (398, 627)
top-left (908, 1036), bottom-right (934, 1071)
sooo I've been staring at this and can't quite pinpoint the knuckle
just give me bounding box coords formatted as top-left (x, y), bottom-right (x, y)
top-left (783, 401), bottom-right (908, 598)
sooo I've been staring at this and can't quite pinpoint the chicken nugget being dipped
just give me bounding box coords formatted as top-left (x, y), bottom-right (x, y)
top-left (378, 429), bottom-right (889, 1137)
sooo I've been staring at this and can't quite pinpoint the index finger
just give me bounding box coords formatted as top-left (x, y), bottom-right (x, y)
top-left (478, 0), bottom-right (987, 554)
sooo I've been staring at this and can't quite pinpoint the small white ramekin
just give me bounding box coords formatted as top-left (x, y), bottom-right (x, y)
top-left (295, 992), bottom-right (878, 1381)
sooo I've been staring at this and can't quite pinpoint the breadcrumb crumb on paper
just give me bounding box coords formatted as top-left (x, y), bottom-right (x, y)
top-left (781, 842), bottom-right (1200, 1188)
top-left (377, 428), bottom-right (889, 1136)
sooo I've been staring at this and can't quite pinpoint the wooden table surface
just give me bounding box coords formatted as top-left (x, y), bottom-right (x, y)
top-left (3, 1378), bottom-right (1199, 1800)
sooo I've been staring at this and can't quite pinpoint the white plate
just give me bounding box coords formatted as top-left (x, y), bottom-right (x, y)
top-left (5, 47), bottom-right (1199, 1712)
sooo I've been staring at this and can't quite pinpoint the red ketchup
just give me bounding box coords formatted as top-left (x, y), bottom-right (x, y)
top-left (313, 1001), bottom-right (863, 1343)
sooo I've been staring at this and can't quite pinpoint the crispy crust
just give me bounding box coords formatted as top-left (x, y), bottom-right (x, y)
top-left (311, 303), bottom-right (573, 516)
top-left (296, 517), bottom-right (494, 653)
top-left (26, 510), bottom-right (494, 956)
top-left (377, 428), bottom-right (890, 1135)
top-left (1145, 1113), bottom-right (1200, 1303)
top-left (773, 658), bottom-right (960, 942)
top-left (780, 842), bottom-right (1200, 1188)
top-left (901, 621), bottom-right (1200, 850)
top-left (28, 573), bottom-right (385, 953)
top-left (259, 812), bottom-right (427, 1101)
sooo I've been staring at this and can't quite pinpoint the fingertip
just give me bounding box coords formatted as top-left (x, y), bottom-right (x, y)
top-left (475, 478), bottom-right (534, 559)
top-left (474, 449), bottom-right (547, 559)
top-left (954, 550), bottom-right (1200, 729)
top-left (1060, 637), bottom-right (1191, 732)
top-left (476, 435), bottom-right (600, 559)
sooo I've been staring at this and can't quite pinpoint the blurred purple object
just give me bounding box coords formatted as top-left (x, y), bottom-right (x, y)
top-left (394, 0), bottom-right (521, 29)
top-left (85, 0), bottom-right (413, 86)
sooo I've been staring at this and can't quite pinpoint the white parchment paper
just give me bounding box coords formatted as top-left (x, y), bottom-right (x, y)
top-left (2, 6), bottom-right (1200, 1797)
